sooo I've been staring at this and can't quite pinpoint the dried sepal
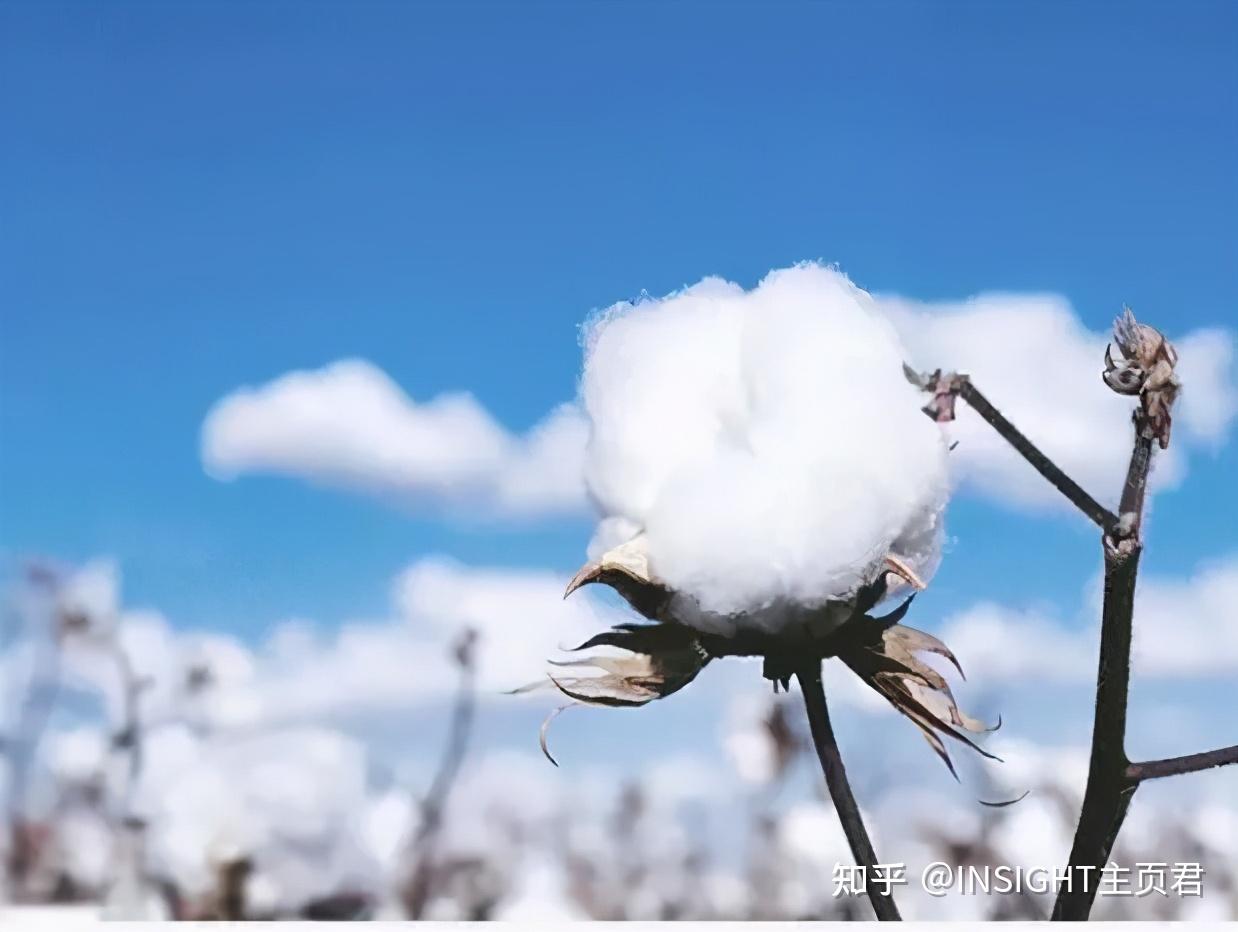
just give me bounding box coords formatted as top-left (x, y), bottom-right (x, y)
top-left (840, 621), bottom-right (997, 778)
top-left (569, 535), bottom-right (925, 622)
top-left (538, 702), bottom-right (575, 766)
top-left (523, 622), bottom-right (711, 765)
top-left (882, 623), bottom-right (966, 681)
top-left (1103, 308), bottom-right (1179, 448)
top-left (563, 534), bottom-right (671, 620)
top-left (551, 535), bottom-right (990, 775)
top-left (882, 553), bottom-right (927, 592)
top-left (551, 620), bottom-right (710, 705)
top-left (978, 789), bottom-right (1031, 808)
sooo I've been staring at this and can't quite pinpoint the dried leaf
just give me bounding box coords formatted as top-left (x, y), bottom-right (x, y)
top-left (1103, 308), bottom-right (1179, 449)
top-left (884, 624), bottom-right (966, 680)
top-left (539, 702), bottom-right (576, 767)
top-left (841, 621), bottom-right (997, 777)
top-left (551, 534), bottom-right (992, 777)
top-left (978, 790), bottom-right (1030, 808)
top-left (524, 620), bottom-right (711, 768)
top-left (549, 674), bottom-right (662, 707)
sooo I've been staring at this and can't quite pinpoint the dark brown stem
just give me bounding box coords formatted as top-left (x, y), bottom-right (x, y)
top-left (920, 372), bottom-right (1119, 532)
top-left (957, 380), bottom-right (1120, 532)
top-left (1051, 547), bottom-right (1140, 917)
top-left (919, 318), bottom-right (1232, 920)
top-left (4, 600), bottom-right (63, 898)
top-left (110, 640), bottom-right (146, 818)
top-left (1052, 418), bottom-right (1152, 921)
top-left (796, 663), bottom-right (900, 921)
top-left (403, 629), bottom-right (478, 919)
top-left (1127, 744), bottom-right (1238, 783)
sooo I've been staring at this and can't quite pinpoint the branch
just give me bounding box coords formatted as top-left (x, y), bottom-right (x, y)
top-left (907, 367), bottom-right (1119, 532)
top-left (1127, 744), bottom-right (1238, 783)
top-left (4, 568), bottom-right (64, 898)
top-left (403, 628), bottom-right (479, 919)
top-left (796, 663), bottom-right (901, 921)
top-left (108, 638), bottom-right (150, 820)
top-left (1051, 312), bottom-right (1181, 921)
top-left (1050, 443), bottom-right (1144, 921)
top-left (913, 311), bottom-right (1232, 920)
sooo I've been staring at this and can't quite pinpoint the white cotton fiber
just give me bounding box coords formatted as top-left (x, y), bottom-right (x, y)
top-left (580, 263), bottom-right (950, 621)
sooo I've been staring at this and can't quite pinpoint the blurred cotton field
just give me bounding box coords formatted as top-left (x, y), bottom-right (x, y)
top-left (3, 558), bottom-right (1237, 921)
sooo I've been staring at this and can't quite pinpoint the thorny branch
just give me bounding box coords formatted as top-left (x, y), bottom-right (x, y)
top-left (796, 663), bottom-right (901, 921)
top-left (912, 308), bottom-right (1237, 921)
top-left (402, 627), bottom-right (479, 919)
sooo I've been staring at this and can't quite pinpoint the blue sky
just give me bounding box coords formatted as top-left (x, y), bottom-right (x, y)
top-left (5, 7), bottom-right (1238, 916)
top-left (2, 0), bottom-right (1235, 653)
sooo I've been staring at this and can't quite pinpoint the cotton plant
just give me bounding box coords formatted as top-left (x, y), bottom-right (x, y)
top-left (517, 265), bottom-right (992, 916)
top-left (522, 264), bottom-right (1234, 920)
top-left (138, 725), bottom-right (384, 918)
top-left (548, 266), bottom-right (987, 747)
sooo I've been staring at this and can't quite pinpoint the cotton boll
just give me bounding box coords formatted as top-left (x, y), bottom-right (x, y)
top-left (57, 559), bottom-right (121, 632)
top-left (46, 727), bottom-right (108, 786)
top-left (143, 728), bottom-right (381, 912)
top-left (583, 276), bottom-right (749, 521)
top-left (580, 263), bottom-right (949, 619)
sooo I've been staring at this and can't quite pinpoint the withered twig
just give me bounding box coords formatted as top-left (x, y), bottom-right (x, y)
top-left (108, 640), bottom-right (149, 819)
top-left (403, 628), bottom-right (479, 919)
top-left (1126, 744), bottom-right (1238, 783)
top-left (4, 567), bottom-right (65, 898)
top-left (796, 663), bottom-right (900, 920)
top-left (908, 368), bottom-right (1119, 532)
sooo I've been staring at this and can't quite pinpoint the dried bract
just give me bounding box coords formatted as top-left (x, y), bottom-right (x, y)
top-left (839, 618), bottom-right (998, 778)
top-left (541, 535), bottom-right (991, 775)
top-left (1103, 307), bottom-right (1179, 448)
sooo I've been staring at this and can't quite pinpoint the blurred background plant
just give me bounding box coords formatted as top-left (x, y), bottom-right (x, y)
top-left (2, 559), bottom-right (1235, 921)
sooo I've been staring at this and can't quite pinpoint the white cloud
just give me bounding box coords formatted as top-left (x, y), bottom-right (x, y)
top-left (42, 557), bottom-right (617, 735)
top-left (1174, 328), bottom-right (1238, 444)
top-left (935, 555), bottom-right (1238, 684)
top-left (935, 602), bottom-right (1096, 684)
top-left (201, 359), bottom-right (587, 517)
top-left (252, 558), bottom-right (612, 723)
top-left (200, 280), bottom-right (1234, 528)
top-left (1129, 555), bottom-right (1238, 678)
top-left (880, 292), bottom-right (1237, 513)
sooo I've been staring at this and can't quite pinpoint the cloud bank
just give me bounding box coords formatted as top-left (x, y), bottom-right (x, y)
top-left (200, 267), bottom-right (1235, 526)
top-left (935, 556), bottom-right (1238, 684)
top-left (31, 558), bottom-right (612, 736)
top-left (201, 360), bottom-right (588, 517)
